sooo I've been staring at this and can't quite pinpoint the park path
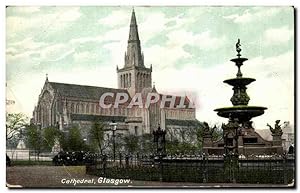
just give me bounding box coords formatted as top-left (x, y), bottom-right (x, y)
top-left (6, 166), bottom-right (291, 188)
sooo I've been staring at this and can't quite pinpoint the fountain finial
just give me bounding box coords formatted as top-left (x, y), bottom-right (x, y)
top-left (236, 39), bottom-right (242, 58)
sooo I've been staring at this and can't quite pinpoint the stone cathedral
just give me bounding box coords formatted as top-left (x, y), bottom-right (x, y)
top-left (32, 10), bottom-right (201, 143)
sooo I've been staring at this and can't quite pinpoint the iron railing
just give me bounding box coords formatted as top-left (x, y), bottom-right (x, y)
top-left (86, 153), bottom-right (295, 184)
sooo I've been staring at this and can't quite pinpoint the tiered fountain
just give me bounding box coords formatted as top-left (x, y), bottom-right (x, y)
top-left (202, 39), bottom-right (283, 156)
top-left (214, 39), bottom-right (267, 124)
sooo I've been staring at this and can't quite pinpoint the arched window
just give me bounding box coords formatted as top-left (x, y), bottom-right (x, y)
top-left (80, 104), bottom-right (84, 113)
top-left (118, 107), bottom-right (121, 115)
top-left (146, 74), bottom-right (149, 87)
top-left (121, 75), bottom-right (123, 88)
top-left (137, 73), bottom-right (140, 89)
top-left (96, 104), bottom-right (100, 114)
top-left (125, 74), bottom-right (128, 88)
top-left (129, 73), bottom-right (131, 87)
top-left (76, 104), bottom-right (79, 113)
top-left (91, 104), bottom-right (95, 114)
top-left (134, 126), bottom-right (138, 136)
top-left (123, 74), bottom-right (126, 88)
top-left (71, 103), bottom-right (75, 113)
top-left (86, 104), bottom-right (89, 114)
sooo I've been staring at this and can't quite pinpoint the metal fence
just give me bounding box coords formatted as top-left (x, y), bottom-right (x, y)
top-left (6, 149), bottom-right (54, 162)
top-left (86, 153), bottom-right (295, 184)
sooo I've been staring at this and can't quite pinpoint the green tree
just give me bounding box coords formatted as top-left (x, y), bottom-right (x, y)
top-left (64, 126), bottom-right (86, 152)
top-left (42, 126), bottom-right (63, 152)
top-left (26, 124), bottom-right (42, 160)
top-left (90, 121), bottom-right (106, 154)
top-left (166, 139), bottom-right (180, 154)
top-left (123, 134), bottom-right (139, 154)
top-left (6, 113), bottom-right (28, 141)
top-left (6, 134), bottom-right (20, 149)
top-left (139, 133), bottom-right (155, 154)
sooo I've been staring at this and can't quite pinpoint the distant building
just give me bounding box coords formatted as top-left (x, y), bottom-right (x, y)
top-left (281, 121), bottom-right (294, 151)
top-left (31, 9), bottom-right (201, 143)
top-left (256, 122), bottom-right (294, 152)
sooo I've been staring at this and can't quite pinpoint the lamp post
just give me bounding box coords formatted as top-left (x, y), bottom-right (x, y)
top-left (36, 123), bottom-right (42, 161)
top-left (153, 126), bottom-right (166, 182)
top-left (153, 126), bottom-right (166, 155)
top-left (109, 121), bottom-right (118, 162)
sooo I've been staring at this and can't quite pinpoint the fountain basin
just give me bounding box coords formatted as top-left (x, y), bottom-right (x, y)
top-left (224, 77), bottom-right (256, 87)
top-left (214, 105), bottom-right (267, 122)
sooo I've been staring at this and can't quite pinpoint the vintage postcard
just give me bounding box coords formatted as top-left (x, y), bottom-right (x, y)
top-left (6, 6), bottom-right (295, 188)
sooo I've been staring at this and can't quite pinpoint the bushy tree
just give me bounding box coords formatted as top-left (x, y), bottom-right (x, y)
top-left (90, 121), bottom-right (106, 154)
top-left (26, 124), bottom-right (42, 160)
top-left (6, 113), bottom-right (28, 146)
top-left (42, 126), bottom-right (63, 151)
top-left (139, 133), bottom-right (155, 154)
top-left (63, 126), bottom-right (87, 152)
top-left (166, 140), bottom-right (198, 155)
top-left (123, 134), bottom-right (139, 154)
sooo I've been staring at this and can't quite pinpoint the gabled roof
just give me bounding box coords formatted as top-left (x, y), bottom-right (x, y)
top-left (71, 114), bottom-right (126, 122)
top-left (49, 82), bottom-right (130, 101)
top-left (166, 119), bottom-right (202, 127)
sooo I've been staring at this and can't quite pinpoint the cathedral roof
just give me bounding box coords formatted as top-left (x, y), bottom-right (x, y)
top-left (49, 82), bottom-right (130, 100)
top-left (166, 119), bottom-right (202, 127)
top-left (71, 114), bottom-right (126, 122)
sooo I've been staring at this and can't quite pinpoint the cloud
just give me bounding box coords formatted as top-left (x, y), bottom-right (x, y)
top-left (40, 43), bottom-right (74, 62)
top-left (263, 26), bottom-right (293, 45)
top-left (145, 44), bottom-right (191, 69)
top-left (73, 52), bottom-right (91, 63)
top-left (8, 6), bottom-right (41, 14)
top-left (223, 9), bottom-right (253, 23)
top-left (143, 29), bottom-right (226, 69)
top-left (139, 12), bottom-right (172, 43)
top-left (6, 7), bottom-right (81, 36)
top-left (167, 30), bottom-right (226, 51)
top-left (98, 10), bottom-right (129, 27)
top-left (223, 7), bottom-right (281, 24)
top-left (7, 37), bottom-right (47, 51)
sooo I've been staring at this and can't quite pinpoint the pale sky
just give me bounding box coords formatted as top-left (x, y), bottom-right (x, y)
top-left (6, 6), bottom-right (294, 130)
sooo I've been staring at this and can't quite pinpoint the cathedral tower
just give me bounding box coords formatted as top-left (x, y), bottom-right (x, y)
top-left (117, 9), bottom-right (152, 97)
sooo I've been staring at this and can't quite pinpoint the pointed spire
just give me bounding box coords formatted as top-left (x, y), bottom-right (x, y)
top-left (124, 8), bottom-right (144, 68)
top-left (152, 82), bottom-right (157, 93)
top-left (130, 8), bottom-right (137, 26)
top-left (128, 8), bottom-right (139, 41)
top-left (45, 73), bottom-right (49, 82)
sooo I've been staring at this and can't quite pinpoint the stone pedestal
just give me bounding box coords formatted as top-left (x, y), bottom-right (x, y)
top-left (16, 139), bottom-right (26, 149)
top-left (203, 135), bottom-right (213, 147)
top-left (51, 138), bottom-right (62, 154)
top-left (272, 134), bottom-right (283, 154)
top-left (272, 134), bottom-right (282, 146)
top-left (202, 135), bottom-right (213, 154)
